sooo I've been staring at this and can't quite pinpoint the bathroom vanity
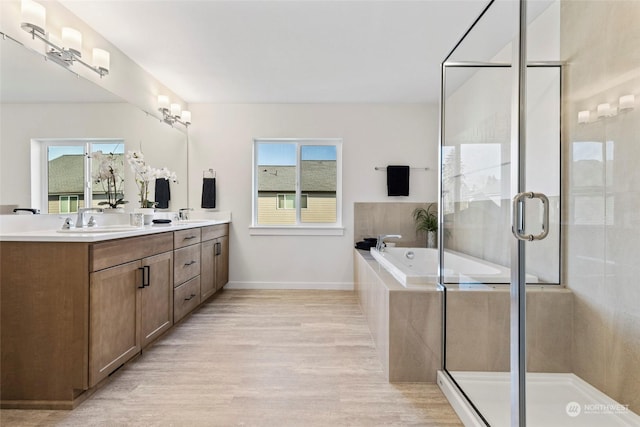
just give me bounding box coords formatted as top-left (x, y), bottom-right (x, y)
top-left (0, 221), bottom-right (229, 409)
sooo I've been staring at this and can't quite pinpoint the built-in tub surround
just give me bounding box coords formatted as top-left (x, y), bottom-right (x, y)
top-left (370, 247), bottom-right (538, 287)
top-left (359, 245), bottom-right (572, 377)
top-left (353, 249), bottom-right (441, 382)
top-left (354, 202), bottom-right (437, 248)
top-left (445, 286), bottom-right (573, 373)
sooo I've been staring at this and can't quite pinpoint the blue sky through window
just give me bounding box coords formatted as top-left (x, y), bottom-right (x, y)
top-left (257, 143), bottom-right (336, 165)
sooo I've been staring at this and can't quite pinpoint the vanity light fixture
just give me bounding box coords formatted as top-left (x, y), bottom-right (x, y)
top-left (20, 0), bottom-right (110, 77)
top-left (596, 103), bottom-right (610, 118)
top-left (158, 95), bottom-right (192, 127)
top-left (619, 94), bottom-right (635, 111)
top-left (577, 110), bottom-right (590, 124)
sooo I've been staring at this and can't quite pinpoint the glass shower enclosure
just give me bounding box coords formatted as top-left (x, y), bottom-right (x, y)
top-left (437, 0), bottom-right (640, 426)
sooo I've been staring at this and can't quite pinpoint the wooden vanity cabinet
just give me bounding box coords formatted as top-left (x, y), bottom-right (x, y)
top-left (201, 224), bottom-right (229, 300)
top-left (89, 233), bottom-right (173, 387)
top-left (0, 241), bottom-right (90, 408)
top-left (89, 260), bottom-right (142, 387)
top-left (0, 222), bottom-right (229, 409)
top-left (173, 228), bottom-right (202, 323)
top-left (215, 234), bottom-right (229, 291)
top-left (140, 252), bottom-right (174, 348)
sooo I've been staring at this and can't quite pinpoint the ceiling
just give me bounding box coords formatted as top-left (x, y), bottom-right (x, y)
top-left (59, 0), bottom-right (489, 104)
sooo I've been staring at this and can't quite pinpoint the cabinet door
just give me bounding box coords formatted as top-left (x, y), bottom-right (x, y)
top-left (215, 235), bottom-right (229, 290)
top-left (89, 261), bottom-right (141, 387)
top-left (141, 251), bottom-right (174, 348)
top-left (201, 239), bottom-right (216, 301)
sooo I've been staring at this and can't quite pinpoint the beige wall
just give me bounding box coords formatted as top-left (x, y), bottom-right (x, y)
top-left (562, 0), bottom-right (640, 414)
top-left (188, 104), bottom-right (439, 290)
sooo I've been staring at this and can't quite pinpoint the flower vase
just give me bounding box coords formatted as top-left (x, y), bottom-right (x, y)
top-left (427, 231), bottom-right (437, 248)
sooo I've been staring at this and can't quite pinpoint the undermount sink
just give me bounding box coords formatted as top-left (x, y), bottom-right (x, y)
top-left (57, 225), bottom-right (142, 233)
top-left (175, 220), bottom-right (209, 224)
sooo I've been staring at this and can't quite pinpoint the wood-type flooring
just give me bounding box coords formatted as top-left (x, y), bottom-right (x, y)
top-left (1, 290), bottom-right (462, 426)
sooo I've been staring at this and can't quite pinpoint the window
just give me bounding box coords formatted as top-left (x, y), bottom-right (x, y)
top-left (277, 194), bottom-right (308, 209)
top-left (252, 139), bottom-right (342, 234)
top-left (58, 195), bottom-right (79, 213)
top-left (34, 139), bottom-right (124, 213)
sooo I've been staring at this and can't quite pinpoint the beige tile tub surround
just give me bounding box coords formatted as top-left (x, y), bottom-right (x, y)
top-left (354, 249), bottom-right (442, 382)
top-left (445, 287), bottom-right (573, 373)
top-left (354, 202), bottom-right (437, 247)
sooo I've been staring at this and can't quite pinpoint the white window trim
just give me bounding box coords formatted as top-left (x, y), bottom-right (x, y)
top-left (251, 138), bottom-right (343, 236)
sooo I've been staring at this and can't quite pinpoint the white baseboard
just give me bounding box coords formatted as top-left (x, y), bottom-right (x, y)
top-left (225, 281), bottom-right (354, 291)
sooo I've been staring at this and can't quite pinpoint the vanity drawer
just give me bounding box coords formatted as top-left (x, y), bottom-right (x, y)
top-left (174, 228), bottom-right (201, 249)
top-left (201, 223), bottom-right (228, 241)
top-left (174, 244), bottom-right (201, 286)
top-left (174, 276), bottom-right (200, 323)
top-left (91, 232), bottom-right (173, 272)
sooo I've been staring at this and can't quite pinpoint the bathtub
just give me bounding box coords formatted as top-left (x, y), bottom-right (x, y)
top-left (370, 247), bottom-right (538, 287)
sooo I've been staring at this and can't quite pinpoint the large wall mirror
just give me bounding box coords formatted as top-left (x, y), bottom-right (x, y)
top-left (0, 35), bottom-right (188, 214)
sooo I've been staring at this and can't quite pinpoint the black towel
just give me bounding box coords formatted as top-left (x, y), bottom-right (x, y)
top-left (154, 178), bottom-right (171, 209)
top-left (201, 177), bottom-right (216, 209)
top-left (387, 165), bottom-right (410, 196)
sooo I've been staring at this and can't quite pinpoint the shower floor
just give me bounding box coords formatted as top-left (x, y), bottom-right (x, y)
top-left (438, 370), bottom-right (640, 427)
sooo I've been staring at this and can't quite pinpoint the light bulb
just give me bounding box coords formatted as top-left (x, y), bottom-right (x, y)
top-left (61, 27), bottom-right (82, 56)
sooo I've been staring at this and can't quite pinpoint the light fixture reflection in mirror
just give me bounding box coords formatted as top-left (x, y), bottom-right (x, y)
top-left (20, 0), bottom-right (110, 77)
top-left (0, 34), bottom-right (189, 213)
top-left (158, 95), bottom-right (191, 127)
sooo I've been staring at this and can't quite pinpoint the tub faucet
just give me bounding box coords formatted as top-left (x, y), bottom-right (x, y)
top-left (75, 208), bottom-right (103, 228)
top-left (376, 234), bottom-right (402, 252)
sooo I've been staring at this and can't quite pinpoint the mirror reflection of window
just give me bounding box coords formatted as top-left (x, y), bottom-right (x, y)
top-left (571, 140), bottom-right (614, 225)
top-left (44, 140), bottom-right (124, 214)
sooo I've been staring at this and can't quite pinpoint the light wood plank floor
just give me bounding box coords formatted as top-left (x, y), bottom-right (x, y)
top-left (1, 290), bottom-right (462, 426)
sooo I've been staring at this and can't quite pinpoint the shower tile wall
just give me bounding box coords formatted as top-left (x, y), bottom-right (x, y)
top-left (562, 0), bottom-right (640, 414)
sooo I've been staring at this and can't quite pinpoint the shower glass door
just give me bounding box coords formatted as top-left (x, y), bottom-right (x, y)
top-left (441, 0), bottom-right (560, 425)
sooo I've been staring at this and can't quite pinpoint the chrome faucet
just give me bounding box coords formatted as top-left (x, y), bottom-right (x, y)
top-left (75, 208), bottom-right (103, 228)
top-left (178, 208), bottom-right (192, 221)
top-left (376, 234), bottom-right (402, 252)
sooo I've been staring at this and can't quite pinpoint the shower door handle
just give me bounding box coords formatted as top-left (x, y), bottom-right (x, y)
top-left (512, 192), bottom-right (550, 241)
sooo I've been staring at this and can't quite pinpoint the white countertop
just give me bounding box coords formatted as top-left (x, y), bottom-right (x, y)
top-left (0, 211), bottom-right (231, 243)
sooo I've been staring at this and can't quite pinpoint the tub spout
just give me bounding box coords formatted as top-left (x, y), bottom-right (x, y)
top-left (376, 234), bottom-right (402, 252)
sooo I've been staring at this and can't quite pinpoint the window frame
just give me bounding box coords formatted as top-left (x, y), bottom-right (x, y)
top-left (251, 138), bottom-right (343, 236)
